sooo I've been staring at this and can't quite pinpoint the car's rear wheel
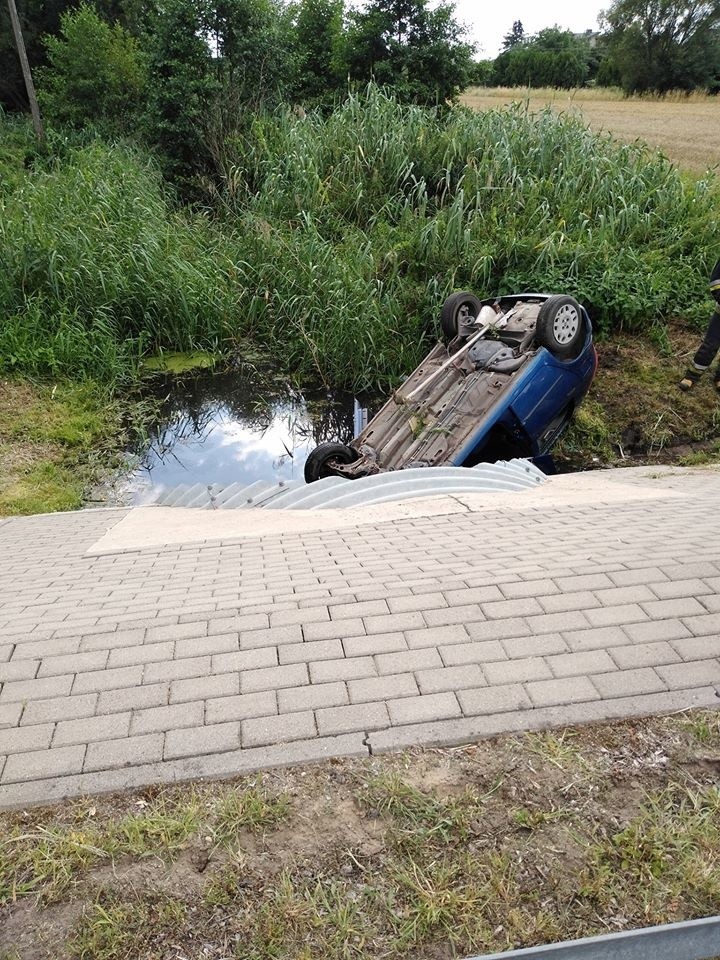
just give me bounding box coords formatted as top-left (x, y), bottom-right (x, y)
top-left (440, 292), bottom-right (482, 342)
top-left (535, 295), bottom-right (586, 358)
top-left (304, 442), bottom-right (359, 484)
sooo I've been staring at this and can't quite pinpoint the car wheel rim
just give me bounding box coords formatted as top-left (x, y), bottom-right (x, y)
top-left (552, 304), bottom-right (580, 344)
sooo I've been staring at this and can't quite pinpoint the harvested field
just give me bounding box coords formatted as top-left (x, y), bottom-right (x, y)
top-left (462, 87), bottom-right (720, 175)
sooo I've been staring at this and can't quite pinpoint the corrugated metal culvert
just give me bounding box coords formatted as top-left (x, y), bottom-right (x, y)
top-left (150, 459), bottom-right (546, 510)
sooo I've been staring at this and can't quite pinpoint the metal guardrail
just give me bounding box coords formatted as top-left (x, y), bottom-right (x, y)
top-left (466, 916), bottom-right (720, 960)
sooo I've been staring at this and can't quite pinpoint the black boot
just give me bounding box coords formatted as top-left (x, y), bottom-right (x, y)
top-left (679, 368), bottom-right (703, 391)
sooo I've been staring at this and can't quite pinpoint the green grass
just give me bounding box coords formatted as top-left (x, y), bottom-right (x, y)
top-left (2, 87), bottom-right (718, 392)
top-left (0, 378), bottom-right (127, 516)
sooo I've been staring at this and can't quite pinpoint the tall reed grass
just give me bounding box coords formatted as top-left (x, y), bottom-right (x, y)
top-left (1, 88), bottom-right (717, 389)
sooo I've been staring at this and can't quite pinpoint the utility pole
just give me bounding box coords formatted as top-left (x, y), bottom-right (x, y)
top-left (6, 0), bottom-right (45, 143)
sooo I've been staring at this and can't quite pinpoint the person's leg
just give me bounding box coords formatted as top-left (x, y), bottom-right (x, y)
top-left (680, 310), bottom-right (720, 390)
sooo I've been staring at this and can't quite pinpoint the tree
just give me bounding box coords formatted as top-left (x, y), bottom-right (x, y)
top-left (502, 19), bottom-right (524, 50)
top-left (293, 0), bottom-right (345, 105)
top-left (344, 0), bottom-right (475, 105)
top-left (38, 4), bottom-right (147, 130)
top-left (493, 27), bottom-right (590, 88)
top-left (141, 0), bottom-right (218, 187)
top-left (0, 0), bottom-right (69, 111)
top-left (602, 0), bottom-right (720, 92)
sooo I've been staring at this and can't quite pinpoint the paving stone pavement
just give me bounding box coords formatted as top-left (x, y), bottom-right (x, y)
top-left (1, 465), bottom-right (720, 809)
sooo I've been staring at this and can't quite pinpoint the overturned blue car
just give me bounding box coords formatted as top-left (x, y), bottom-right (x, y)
top-left (305, 291), bottom-right (597, 482)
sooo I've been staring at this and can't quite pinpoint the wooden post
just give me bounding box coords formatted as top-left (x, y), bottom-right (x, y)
top-left (6, 0), bottom-right (45, 143)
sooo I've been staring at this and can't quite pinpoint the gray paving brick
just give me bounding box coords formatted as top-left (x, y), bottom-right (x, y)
top-left (242, 711), bottom-right (316, 748)
top-left (107, 642), bottom-right (174, 668)
top-left (527, 611), bottom-right (591, 634)
top-left (592, 585), bottom-right (656, 605)
top-left (1, 724), bottom-right (54, 754)
top-left (623, 618), bottom-right (692, 644)
top-left (375, 648), bottom-right (443, 676)
top-left (655, 659), bottom-right (720, 690)
top-left (79, 628), bottom-right (145, 651)
top-left (465, 618), bottom-right (532, 642)
top-left (458, 683), bottom-right (532, 715)
top-left (682, 613), bottom-right (720, 637)
top-left (481, 597), bottom-right (543, 620)
top-left (698, 594), bottom-right (720, 614)
top-left (0, 674), bottom-right (73, 704)
top-left (348, 673), bottom-right (418, 703)
top-left (539, 591), bottom-right (600, 615)
top-left (208, 615), bottom-right (270, 635)
top-left (388, 692), bottom-right (461, 725)
top-left (55, 713), bottom-right (131, 747)
top-left (165, 722), bottom-right (240, 759)
top-left (416, 664), bottom-right (486, 694)
top-left (2, 745), bottom-right (86, 783)
top-left (170, 672), bottom-right (238, 703)
top-left (525, 676), bottom-right (599, 708)
top-left (388, 593), bottom-right (447, 614)
top-left (670, 632), bottom-right (720, 661)
top-left (500, 579), bottom-right (559, 600)
top-left (439, 639), bottom-right (507, 666)
top-left (271, 606), bottom-right (328, 627)
top-left (84, 734), bottom-right (163, 772)
top-left (502, 633), bottom-right (567, 659)
top-left (278, 639), bottom-right (344, 664)
top-left (10, 635), bottom-right (80, 661)
top-left (584, 605), bottom-right (648, 628)
top-left (343, 633), bottom-right (407, 657)
top-left (608, 567), bottom-right (667, 587)
top-left (641, 597), bottom-right (707, 619)
top-left (365, 611), bottom-right (426, 634)
top-left (0, 660), bottom-right (40, 682)
top-left (72, 665), bottom-right (143, 695)
top-left (546, 649), bottom-right (616, 678)
top-left (0, 703), bottom-right (23, 728)
top-left (333, 600), bottom-right (389, 619)
top-left (175, 633), bottom-right (238, 659)
top-left (484, 657), bottom-right (551, 684)
top-left (278, 682), bottom-right (348, 713)
top-left (310, 657), bottom-right (376, 684)
top-left (650, 578), bottom-right (712, 600)
top-left (239, 624), bottom-right (303, 649)
top-left (212, 648), bottom-right (278, 673)
top-left (555, 573), bottom-right (614, 592)
top-left (144, 656), bottom-right (211, 683)
top-left (316, 702), bottom-right (389, 736)
top-left (240, 663), bottom-right (308, 695)
top-left (205, 691), bottom-right (276, 724)
top-left (131, 702), bottom-right (204, 735)
top-left (592, 667), bottom-right (666, 698)
top-left (611, 642), bottom-right (682, 670)
top-left (96, 682), bottom-right (169, 715)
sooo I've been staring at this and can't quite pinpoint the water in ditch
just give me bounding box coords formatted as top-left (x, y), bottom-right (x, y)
top-left (106, 365), bottom-right (378, 506)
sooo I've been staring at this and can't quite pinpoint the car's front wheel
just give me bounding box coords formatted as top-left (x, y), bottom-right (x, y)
top-left (304, 442), bottom-right (359, 484)
top-left (535, 295), bottom-right (586, 358)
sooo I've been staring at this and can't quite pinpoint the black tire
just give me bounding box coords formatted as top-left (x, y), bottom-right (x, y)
top-left (304, 442), bottom-right (359, 484)
top-left (535, 295), bottom-right (586, 358)
top-left (440, 292), bottom-right (482, 342)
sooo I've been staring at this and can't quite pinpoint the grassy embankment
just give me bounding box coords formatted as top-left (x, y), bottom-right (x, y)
top-left (1, 713), bottom-right (719, 958)
top-left (1, 86), bottom-right (719, 514)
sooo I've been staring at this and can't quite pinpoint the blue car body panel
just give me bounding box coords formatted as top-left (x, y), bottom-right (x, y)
top-left (452, 321), bottom-right (597, 464)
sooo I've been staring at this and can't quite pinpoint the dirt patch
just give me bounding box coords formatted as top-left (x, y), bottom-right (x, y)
top-left (2, 712), bottom-right (719, 959)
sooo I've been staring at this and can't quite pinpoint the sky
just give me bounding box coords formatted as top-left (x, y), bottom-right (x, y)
top-left (452, 0), bottom-right (606, 59)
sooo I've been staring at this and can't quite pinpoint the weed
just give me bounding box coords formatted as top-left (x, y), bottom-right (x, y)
top-left (356, 772), bottom-right (487, 845)
top-left (582, 785), bottom-right (720, 919)
top-left (112, 793), bottom-right (202, 858)
top-left (209, 781), bottom-right (292, 848)
top-left (69, 894), bottom-right (187, 960)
